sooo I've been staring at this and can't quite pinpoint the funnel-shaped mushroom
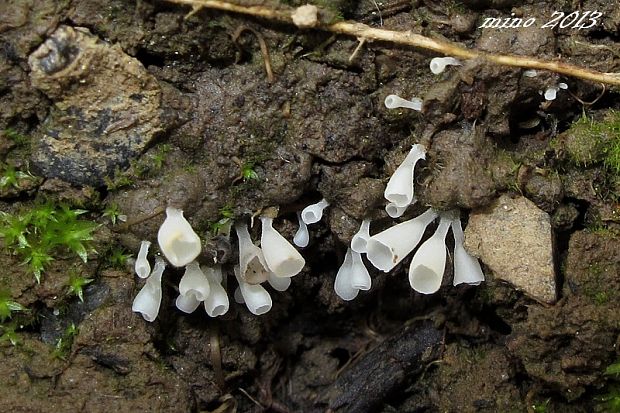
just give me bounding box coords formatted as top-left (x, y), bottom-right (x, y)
top-left (351, 219), bottom-right (371, 254)
top-left (451, 218), bottom-right (485, 286)
top-left (234, 266), bottom-right (272, 315)
top-left (203, 266), bottom-right (230, 317)
top-left (384, 144), bottom-right (426, 208)
top-left (366, 208), bottom-right (437, 272)
top-left (235, 222), bottom-right (269, 284)
top-left (408, 215), bottom-right (451, 294)
top-left (429, 57), bottom-right (461, 74)
top-left (260, 216), bottom-right (305, 278)
top-left (334, 248), bottom-right (371, 301)
top-left (157, 207), bottom-right (201, 267)
top-left (301, 198), bottom-right (330, 225)
top-left (135, 240), bottom-right (151, 278)
top-left (293, 212), bottom-right (310, 248)
top-left (384, 94), bottom-right (423, 111)
top-left (132, 257), bottom-right (166, 322)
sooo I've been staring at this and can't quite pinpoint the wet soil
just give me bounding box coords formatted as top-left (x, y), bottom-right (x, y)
top-left (1, 0), bottom-right (620, 412)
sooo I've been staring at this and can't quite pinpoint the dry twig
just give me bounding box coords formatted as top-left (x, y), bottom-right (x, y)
top-left (169, 0), bottom-right (620, 86)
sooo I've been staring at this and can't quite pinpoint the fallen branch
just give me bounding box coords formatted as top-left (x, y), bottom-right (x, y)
top-left (166, 0), bottom-right (620, 86)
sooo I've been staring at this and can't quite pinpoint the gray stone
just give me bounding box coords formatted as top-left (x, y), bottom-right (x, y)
top-left (464, 194), bottom-right (557, 304)
top-left (28, 26), bottom-right (162, 186)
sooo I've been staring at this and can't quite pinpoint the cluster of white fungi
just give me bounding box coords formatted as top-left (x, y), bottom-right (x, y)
top-left (131, 58), bottom-right (492, 321)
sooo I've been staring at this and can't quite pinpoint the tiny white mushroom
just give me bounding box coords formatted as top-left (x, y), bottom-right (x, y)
top-left (301, 198), bottom-right (330, 225)
top-left (267, 272), bottom-right (292, 291)
top-left (135, 240), bottom-right (151, 278)
top-left (523, 69), bottom-right (538, 77)
top-left (178, 261), bottom-right (210, 301)
top-left (544, 86), bottom-right (559, 101)
top-left (384, 144), bottom-right (426, 208)
top-left (429, 57), bottom-right (461, 74)
top-left (385, 201), bottom-right (411, 218)
top-left (293, 212), bottom-right (310, 248)
top-left (384, 94), bottom-right (423, 111)
top-left (366, 208), bottom-right (437, 272)
top-left (175, 292), bottom-right (201, 314)
top-left (334, 248), bottom-right (358, 301)
top-left (351, 219), bottom-right (371, 254)
top-left (260, 216), bottom-right (305, 278)
top-left (235, 222), bottom-right (270, 284)
top-left (408, 215), bottom-right (452, 294)
top-left (132, 256), bottom-right (166, 322)
top-left (451, 218), bottom-right (485, 286)
top-left (157, 207), bottom-right (201, 267)
top-left (334, 248), bottom-right (371, 301)
top-left (350, 250), bottom-right (371, 291)
top-left (203, 266), bottom-right (229, 317)
top-left (234, 266), bottom-right (272, 315)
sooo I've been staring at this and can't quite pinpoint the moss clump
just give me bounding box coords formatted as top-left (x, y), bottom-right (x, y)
top-left (558, 111), bottom-right (620, 169)
top-left (0, 202), bottom-right (98, 283)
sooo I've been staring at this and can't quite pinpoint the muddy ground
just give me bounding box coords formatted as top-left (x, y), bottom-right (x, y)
top-left (0, 0), bottom-right (619, 412)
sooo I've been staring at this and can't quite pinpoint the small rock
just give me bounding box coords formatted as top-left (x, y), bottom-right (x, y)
top-left (464, 194), bottom-right (557, 304)
top-left (28, 26), bottom-right (162, 186)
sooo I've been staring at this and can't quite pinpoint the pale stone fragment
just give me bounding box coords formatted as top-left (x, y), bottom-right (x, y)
top-left (464, 195), bottom-right (556, 303)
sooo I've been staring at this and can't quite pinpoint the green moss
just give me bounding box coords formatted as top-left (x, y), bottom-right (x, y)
top-left (208, 205), bottom-right (234, 236)
top-left (51, 322), bottom-right (78, 360)
top-left (531, 398), bottom-right (551, 413)
top-left (0, 290), bottom-right (27, 322)
top-left (106, 246), bottom-right (131, 268)
top-left (599, 362), bottom-right (620, 412)
top-left (0, 323), bottom-right (19, 346)
top-left (0, 202), bottom-right (98, 283)
top-left (560, 111), bottom-right (620, 169)
top-left (66, 268), bottom-right (93, 302)
top-left (104, 168), bottom-right (134, 191)
top-left (0, 163), bottom-right (37, 190)
top-left (3, 128), bottom-right (30, 147)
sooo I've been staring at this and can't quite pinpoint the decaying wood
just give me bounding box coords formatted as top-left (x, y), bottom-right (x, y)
top-left (320, 322), bottom-right (443, 412)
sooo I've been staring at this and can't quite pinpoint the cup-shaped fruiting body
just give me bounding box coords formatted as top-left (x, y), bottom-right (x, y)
top-left (351, 219), bottom-right (371, 254)
top-left (203, 266), bottom-right (229, 317)
top-left (386, 202), bottom-right (410, 218)
top-left (234, 266), bottom-right (272, 315)
top-left (366, 208), bottom-right (437, 272)
top-left (334, 248), bottom-right (358, 301)
top-left (179, 261), bottom-right (210, 300)
top-left (451, 218), bottom-right (485, 286)
top-left (408, 216), bottom-right (451, 294)
top-left (135, 240), bottom-right (151, 278)
top-left (260, 216), bottom-right (305, 278)
top-left (235, 222), bottom-right (269, 284)
top-left (544, 83), bottom-right (568, 101)
top-left (293, 212), bottom-right (310, 248)
top-left (268, 272), bottom-right (291, 291)
top-left (157, 207), bottom-right (201, 267)
top-left (429, 57), bottom-right (461, 74)
top-left (334, 248), bottom-right (372, 301)
top-left (384, 94), bottom-right (423, 111)
top-left (132, 256), bottom-right (166, 322)
top-left (350, 250), bottom-right (371, 291)
top-left (176, 292), bottom-right (201, 313)
top-left (384, 144), bottom-right (426, 208)
top-left (301, 198), bottom-right (329, 225)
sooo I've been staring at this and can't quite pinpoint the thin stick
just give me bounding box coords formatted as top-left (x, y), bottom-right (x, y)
top-left (232, 25), bottom-right (275, 83)
top-left (167, 0), bottom-right (620, 86)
